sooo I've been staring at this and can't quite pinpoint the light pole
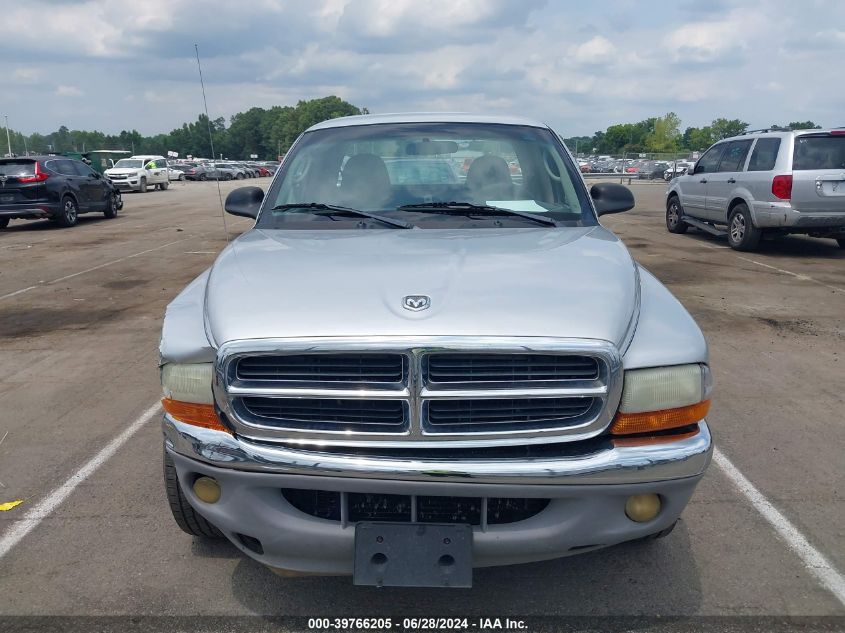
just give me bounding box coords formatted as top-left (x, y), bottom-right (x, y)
top-left (4, 115), bottom-right (11, 158)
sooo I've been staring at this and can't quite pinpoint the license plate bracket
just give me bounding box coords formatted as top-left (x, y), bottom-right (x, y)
top-left (353, 522), bottom-right (472, 588)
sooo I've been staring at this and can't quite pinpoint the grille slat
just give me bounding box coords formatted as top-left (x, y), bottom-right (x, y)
top-left (426, 353), bottom-right (599, 384)
top-left (237, 353), bottom-right (404, 383)
top-left (426, 397), bottom-right (594, 432)
top-left (239, 397), bottom-right (407, 433)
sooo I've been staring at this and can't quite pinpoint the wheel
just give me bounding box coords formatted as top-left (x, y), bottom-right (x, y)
top-left (727, 203), bottom-right (761, 251)
top-left (104, 192), bottom-right (118, 218)
top-left (199, 173), bottom-right (207, 181)
top-left (179, 173), bottom-right (185, 181)
top-left (138, 177), bottom-right (147, 193)
top-left (0, 218), bottom-right (9, 229)
top-left (163, 450), bottom-right (224, 538)
top-left (225, 174), bottom-right (233, 181)
top-left (837, 239), bottom-right (845, 249)
top-left (160, 181), bottom-right (169, 191)
top-left (55, 196), bottom-right (79, 227)
top-left (666, 197), bottom-right (688, 234)
top-left (236, 173), bottom-right (244, 180)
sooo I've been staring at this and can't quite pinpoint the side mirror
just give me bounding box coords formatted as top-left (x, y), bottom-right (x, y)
top-left (224, 186), bottom-right (264, 219)
top-left (590, 182), bottom-right (635, 216)
top-left (688, 163), bottom-right (698, 175)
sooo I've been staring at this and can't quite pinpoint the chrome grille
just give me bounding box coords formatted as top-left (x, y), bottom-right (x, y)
top-left (425, 353), bottom-right (599, 385)
top-left (236, 353), bottom-right (404, 384)
top-left (216, 337), bottom-right (621, 447)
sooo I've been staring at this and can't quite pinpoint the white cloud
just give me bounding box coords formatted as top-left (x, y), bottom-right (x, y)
top-left (12, 68), bottom-right (42, 83)
top-left (569, 36), bottom-right (617, 65)
top-left (663, 9), bottom-right (762, 63)
top-left (55, 85), bottom-right (83, 97)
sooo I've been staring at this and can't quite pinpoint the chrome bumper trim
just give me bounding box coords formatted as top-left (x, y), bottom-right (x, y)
top-left (163, 415), bottom-right (712, 485)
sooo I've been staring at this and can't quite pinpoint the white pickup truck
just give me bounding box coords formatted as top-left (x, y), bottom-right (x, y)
top-left (104, 154), bottom-right (169, 193)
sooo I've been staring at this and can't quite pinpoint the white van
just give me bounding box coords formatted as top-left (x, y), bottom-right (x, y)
top-left (104, 154), bottom-right (169, 193)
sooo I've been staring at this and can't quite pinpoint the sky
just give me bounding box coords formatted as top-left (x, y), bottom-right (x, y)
top-left (1, 0), bottom-right (844, 138)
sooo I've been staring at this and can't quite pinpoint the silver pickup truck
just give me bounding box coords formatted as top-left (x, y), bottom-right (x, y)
top-left (159, 113), bottom-right (713, 588)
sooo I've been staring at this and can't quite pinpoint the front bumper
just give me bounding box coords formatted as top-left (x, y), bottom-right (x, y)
top-left (164, 416), bottom-right (712, 572)
top-left (106, 176), bottom-right (142, 191)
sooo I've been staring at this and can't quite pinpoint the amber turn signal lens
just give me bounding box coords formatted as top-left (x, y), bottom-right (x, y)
top-left (162, 398), bottom-right (229, 432)
top-left (610, 400), bottom-right (710, 436)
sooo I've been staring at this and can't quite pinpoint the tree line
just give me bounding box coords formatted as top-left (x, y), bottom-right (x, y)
top-left (1, 95), bottom-right (365, 160)
top-left (562, 114), bottom-right (822, 156)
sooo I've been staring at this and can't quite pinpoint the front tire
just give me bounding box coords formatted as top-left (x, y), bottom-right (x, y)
top-left (104, 192), bottom-right (118, 218)
top-left (55, 196), bottom-right (79, 227)
top-left (163, 450), bottom-right (224, 539)
top-left (727, 203), bottom-right (761, 251)
top-left (666, 197), bottom-right (688, 234)
top-left (138, 177), bottom-right (147, 193)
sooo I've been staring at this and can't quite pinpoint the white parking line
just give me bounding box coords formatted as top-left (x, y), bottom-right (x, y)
top-left (733, 256), bottom-right (844, 294)
top-left (713, 448), bottom-right (845, 606)
top-left (0, 401), bottom-right (161, 560)
top-left (0, 237), bottom-right (194, 301)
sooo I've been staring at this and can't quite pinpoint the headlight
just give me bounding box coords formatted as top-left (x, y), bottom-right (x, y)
top-left (161, 363), bottom-right (228, 432)
top-left (610, 364), bottom-right (712, 436)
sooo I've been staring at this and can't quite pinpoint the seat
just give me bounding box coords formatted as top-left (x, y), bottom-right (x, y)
top-left (465, 155), bottom-right (515, 202)
top-left (338, 154), bottom-right (392, 209)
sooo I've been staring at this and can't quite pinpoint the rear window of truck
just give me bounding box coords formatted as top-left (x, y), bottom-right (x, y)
top-left (793, 135), bottom-right (845, 170)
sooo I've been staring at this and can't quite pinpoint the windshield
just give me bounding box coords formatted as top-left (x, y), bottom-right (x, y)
top-left (258, 122), bottom-right (594, 230)
top-left (114, 159), bottom-right (143, 168)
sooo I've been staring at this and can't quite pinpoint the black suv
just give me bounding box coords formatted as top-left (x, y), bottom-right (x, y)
top-left (0, 156), bottom-right (123, 229)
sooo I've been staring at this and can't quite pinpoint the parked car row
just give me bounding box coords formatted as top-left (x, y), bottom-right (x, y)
top-left (169, 160), bottom-right (278, 182)
top-left (575, 156), bottom-right (693, 177)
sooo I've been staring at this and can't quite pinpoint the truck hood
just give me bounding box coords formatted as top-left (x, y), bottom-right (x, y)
top-left (205, 226), bottom-right (639, 347)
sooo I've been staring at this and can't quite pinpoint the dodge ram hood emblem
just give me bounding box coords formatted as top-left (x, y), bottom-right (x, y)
top-left (402, 295), bottom-right (431, 311)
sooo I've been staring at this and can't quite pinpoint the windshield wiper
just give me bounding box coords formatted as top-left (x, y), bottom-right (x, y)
top-left (270, 203), bottom-right (413, 229)
top-left (397, 202), bottom-right (558, 227)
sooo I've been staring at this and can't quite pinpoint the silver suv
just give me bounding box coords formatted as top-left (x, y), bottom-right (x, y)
top-left (666, 129), bottom-right (845, 250)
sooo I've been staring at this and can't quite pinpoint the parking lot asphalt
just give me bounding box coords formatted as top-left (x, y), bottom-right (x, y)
top-left (0, 180), bottom-right (842, 617)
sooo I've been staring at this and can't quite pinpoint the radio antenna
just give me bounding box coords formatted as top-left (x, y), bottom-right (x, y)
top-left (194, 43), bottom-right (229, 243)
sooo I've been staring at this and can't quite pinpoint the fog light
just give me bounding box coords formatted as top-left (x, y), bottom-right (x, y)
top-left (625, 493), bottom-right (661, 522)
top-left (193, 476), bottom-right (221, 504)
